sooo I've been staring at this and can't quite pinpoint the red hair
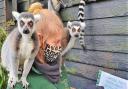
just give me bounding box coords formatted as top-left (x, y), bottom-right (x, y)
top-left (28, 2), bottom-right (68, 64)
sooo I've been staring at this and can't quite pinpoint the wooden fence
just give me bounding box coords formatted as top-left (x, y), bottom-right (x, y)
top-left (60, 0), bottom-right (128, 89)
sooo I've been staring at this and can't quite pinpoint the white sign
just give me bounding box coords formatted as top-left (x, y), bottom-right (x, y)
top-left (97, 70), bottom-right (128, 89)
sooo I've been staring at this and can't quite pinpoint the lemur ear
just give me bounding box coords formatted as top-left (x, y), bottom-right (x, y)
top-left (12, 11), bottom-right (20, 20)
top-left (67, 21), bottom-right (72, 29)
top-left (34, 14), bottom-right (41, 22)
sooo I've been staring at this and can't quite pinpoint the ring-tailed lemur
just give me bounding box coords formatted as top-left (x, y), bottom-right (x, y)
top-left (1, 11), bottom-right (40, 89)
top-left (61, 0), bottom-right (86, 56)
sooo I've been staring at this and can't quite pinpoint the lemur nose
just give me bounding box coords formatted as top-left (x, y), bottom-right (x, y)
top-left (23, 29), bottom-right (30, 34)
top-left (75, 34), bottom-right (79, 37)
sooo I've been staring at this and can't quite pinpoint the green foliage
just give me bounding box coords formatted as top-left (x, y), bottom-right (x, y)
top-left (0, 65), bottom-right (8, 89)
top-left (2, 19), bottom-right (15, 30)
top-left (0, 28), bottom-right (8, 89)
top-left (0, 28), bottom-right (7, 50)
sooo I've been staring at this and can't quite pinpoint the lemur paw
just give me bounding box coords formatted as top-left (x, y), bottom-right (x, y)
top-left (8, 76), bottom-right (18, 89)
top-left (19, 77), bottom-right (29, 89)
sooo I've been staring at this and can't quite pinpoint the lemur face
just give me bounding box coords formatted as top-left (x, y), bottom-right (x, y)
top-left (67, 21), bottom-right (81, 37)
top-left (18, 17), bottom-right (34, 35)
top-left (69, 26), bottom-right (80, 37)
top-left (18, 12), bottom-right (36, 35)
top-left (12, 11), bottom-right (41, 35)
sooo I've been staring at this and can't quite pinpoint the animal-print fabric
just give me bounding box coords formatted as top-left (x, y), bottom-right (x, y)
top-left (44, 43), bottom-right (62, 62)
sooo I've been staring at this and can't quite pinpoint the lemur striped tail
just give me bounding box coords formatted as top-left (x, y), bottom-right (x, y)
top-left (78, 0), bottom-right (86, 23)
top-left (78, 0), bottom-right (86, 51)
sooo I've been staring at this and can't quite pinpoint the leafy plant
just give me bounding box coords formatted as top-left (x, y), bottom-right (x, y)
top-left (0, 28), bottom-right (7, 50)
top-left (0, 65), bottom-right (8, 89)
top-left (0, 28), bottom-right (8, 89)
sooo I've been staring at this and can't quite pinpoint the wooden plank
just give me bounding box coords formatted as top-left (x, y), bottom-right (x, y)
top-left (63, 0), bottom-right (101, 7)
top-left (0, 8), bottom-right (5, 16)
top-left (5, 0), bottom-right (13, 20)
top-left (65, 61), bottom-right (128, 81)
top-left (63, 0), bottom-right (83, 7)
top-left (12, 0), bottom-right (17, 11)
top-left (64, 16), bottom-right (128, 35)
top-left (60, 0), bottom-right (128, 21)
top-left (0, 15), bottom-right (6, 24)
top-left (0, 1), bottom-right (4, 8)
top-left (0, 0), bottom-right (3, 2)
top-left (68, 74), bottom-right (96, 89)
top-left (73, 36), bottom-right (128, 53)
top-left (65, 49), bottom-right (128, 71)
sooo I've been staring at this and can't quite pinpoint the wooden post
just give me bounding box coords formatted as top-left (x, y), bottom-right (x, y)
top-left (12, 0), bottom-right (17, 20)
top-left (12, 0), bottom-right (17, 11)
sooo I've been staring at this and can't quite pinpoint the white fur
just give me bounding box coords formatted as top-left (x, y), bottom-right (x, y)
top-left (12, 11), bottom-right (20, 20)
top-left (67, 21), bottom-right (72, 28)
top-left (61, 36), bottom-right (76, 56)
top-left (80, 22), bottom-right (86, 29)
top-left (18, 36), bottom-right (34, 65)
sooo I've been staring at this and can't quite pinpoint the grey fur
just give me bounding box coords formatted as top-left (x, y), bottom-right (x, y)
top-left (19, 12), bottom-right (34, 20)
top-left (1, 11), bottom-right (40, 89)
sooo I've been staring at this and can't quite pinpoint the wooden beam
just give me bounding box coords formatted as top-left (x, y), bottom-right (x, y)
top-left (0, 1), bottom-right (4, 8)
top-left (64, 16), bottom-right (128, 35)
top-left (0, 8), bottom-right (5, 16)
top-left (65, 49), bottom-right (128, 71)
top-left (68, 74), bottom-right (96, 89)
top-left (63, 0), bottom-right (96, 7)
top-left (65, 61), bottom-right (128, 80)
top-left (73, 36), bottom-right (128, 53)
top-left (0, 15), bottom-right (6, 24)
top-left (12, 0), bottom-right (17, 11)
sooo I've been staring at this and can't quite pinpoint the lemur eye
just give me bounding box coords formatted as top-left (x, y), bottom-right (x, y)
top-left (28, 21), bottom-right (33, 27)
top-left (72, 27), bottom-right (76, 32)
top-left (20, 20), bottom-right (24, 27)
top-left (77, 28), bottom-right (80, 32)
